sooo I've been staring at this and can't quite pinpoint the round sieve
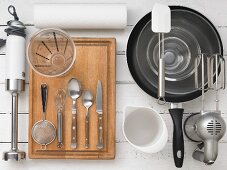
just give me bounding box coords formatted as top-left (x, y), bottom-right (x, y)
top-left (27, 28), bottom-right (76, 77)
top-left (32, 83), bottom-right (56, 150)
top-left (32, 120), bottom-right (56, 149)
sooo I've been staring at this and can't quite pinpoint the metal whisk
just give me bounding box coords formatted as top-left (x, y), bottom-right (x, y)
top-left (55, 89), bottom-right (66, 148)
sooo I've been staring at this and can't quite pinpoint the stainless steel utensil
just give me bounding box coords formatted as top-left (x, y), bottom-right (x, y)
top-left (82, 90), bottom-right (93, 149)
top-left (32, 83), bottom-right (56, 150)
top-left (184, 111), bottom-right (226, 165)
top-left (55, 89), bottom-right (66, 148)
top-left (96, 80), bottom-right (104, 149)
top-left (67, 78), bottom-right (81, 149)
top-left (184, 53), bottom-right (226, 165)
top-left (152, 3), bottom-right (171, 103)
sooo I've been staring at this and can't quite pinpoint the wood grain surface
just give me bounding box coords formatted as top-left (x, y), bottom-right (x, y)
top-left (28, 38), bottom-right (116, 159)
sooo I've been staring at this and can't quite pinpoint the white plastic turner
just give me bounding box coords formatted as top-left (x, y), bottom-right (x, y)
top-left (152, 3), bottom-right (171, 103)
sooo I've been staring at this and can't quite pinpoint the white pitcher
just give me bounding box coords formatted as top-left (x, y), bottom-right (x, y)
top-left (123, 106), bottom-right (168, 153)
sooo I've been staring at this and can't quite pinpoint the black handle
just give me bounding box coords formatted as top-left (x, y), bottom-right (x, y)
top-left (169, 108), bottom-right (184, 168)
top-left (41, 84), bottom-right (48, 113)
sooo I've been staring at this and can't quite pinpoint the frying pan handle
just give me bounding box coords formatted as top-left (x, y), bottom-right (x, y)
top-left (169, 108), bottom-right (184, 168)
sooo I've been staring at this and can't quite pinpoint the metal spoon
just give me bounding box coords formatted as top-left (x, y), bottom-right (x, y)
top-left (67, 78), bottom-right (81, 149)
top-left (82, 90), bottom-right (93, 149)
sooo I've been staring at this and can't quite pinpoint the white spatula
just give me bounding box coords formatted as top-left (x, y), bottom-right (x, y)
top-left (152, 3), bottom-right (171, 103)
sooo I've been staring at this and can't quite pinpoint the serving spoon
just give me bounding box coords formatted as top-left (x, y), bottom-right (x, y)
top-left (67, 78), bottom-right (81, 149)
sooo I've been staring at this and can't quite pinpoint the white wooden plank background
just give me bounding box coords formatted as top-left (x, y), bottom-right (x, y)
top-left (0, 0), bottom-right (227, 169)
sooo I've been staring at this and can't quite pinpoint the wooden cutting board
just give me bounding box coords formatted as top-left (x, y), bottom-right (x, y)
top-left (28, 38), bottom-right (116, 159)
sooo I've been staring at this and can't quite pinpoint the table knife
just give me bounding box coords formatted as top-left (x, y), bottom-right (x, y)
top-left (96, 80), bottom-right (104, 149)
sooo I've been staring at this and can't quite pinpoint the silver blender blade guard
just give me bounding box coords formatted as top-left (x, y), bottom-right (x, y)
top-left (3, 150), bottom-right (26, 161)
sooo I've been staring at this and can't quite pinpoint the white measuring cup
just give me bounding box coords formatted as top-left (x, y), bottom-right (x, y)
top-left (123, 106), bottom-right (168, 153)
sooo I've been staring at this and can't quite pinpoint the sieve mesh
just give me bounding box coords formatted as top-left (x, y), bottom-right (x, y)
top-left (32, 120), bottom-right (56, 145)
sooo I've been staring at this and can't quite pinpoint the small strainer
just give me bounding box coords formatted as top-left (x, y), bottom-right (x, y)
top-left (32, 83), bottom-right (56, 150)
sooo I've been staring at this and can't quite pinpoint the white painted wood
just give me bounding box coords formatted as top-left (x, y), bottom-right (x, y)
top-left (0, 0), bottom-right (227, 169)
top-left (0, 84), bottom-right (29, 113)
top-left (1, 0), bottom-right (227, 27)
top-left (0, 114), bottom-right (28, 143)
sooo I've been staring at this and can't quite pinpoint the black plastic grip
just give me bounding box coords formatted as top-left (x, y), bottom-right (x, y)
top-left (169, 108), bottom-right (184, 168)
top-left (41, 84), bottom-right (48, 113)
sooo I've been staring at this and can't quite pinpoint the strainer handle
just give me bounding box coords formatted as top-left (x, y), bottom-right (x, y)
top-left (41, 84), bottom-right (48, 118)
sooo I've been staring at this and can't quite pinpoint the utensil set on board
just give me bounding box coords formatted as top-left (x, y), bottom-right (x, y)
top-left (1, 4), bottom-right (116, 160)
top-left (31, 79), bottom-right (103, 150)
top-left (1, 3), bottom-right (227, 168)
top-left (26, 28), bottom-right (107, 150)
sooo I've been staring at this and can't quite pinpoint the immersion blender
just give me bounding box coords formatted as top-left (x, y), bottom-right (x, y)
top-left (3, 5), bottom-right (26, 161)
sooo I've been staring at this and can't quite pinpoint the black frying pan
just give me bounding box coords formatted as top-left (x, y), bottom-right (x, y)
top-left (127, 6), bottom-right (223, 168)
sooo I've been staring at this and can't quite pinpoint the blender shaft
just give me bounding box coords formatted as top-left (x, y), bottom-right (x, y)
top-left (11, 92), bottom-right (18, 151)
